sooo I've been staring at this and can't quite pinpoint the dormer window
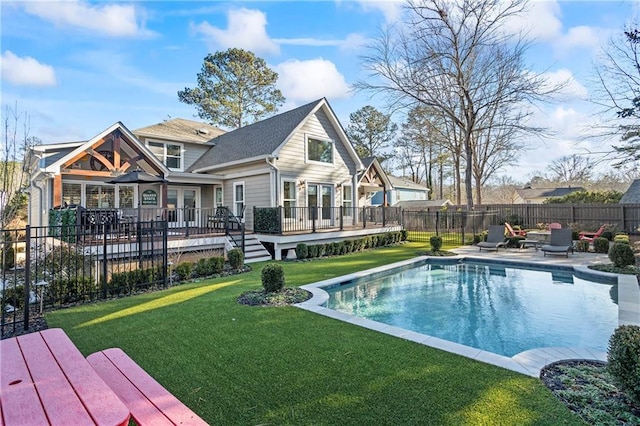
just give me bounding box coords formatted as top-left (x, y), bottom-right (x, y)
top-left (306, 136), bottom-right (333, 164)
top-left (148, 140), bottom-right (183, 171)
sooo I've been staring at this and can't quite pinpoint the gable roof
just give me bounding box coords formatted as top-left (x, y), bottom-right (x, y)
top-left (357, 156), bottom-right (391, 188)
top-left (134, 118), bottom-right (225, 144)
top-left (188, 98), bottom-right (362, 173)
top-left (620, 179), bottom-right (640, 203)
top-left (387, 175), bottom-right (430, 192)
top-left (515, 186), bottom-right (584, 200)
top-left (42, 122), bottom-right (169, 176)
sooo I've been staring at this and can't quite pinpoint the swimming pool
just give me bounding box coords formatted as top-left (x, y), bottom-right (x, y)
top-left (324, 259), bottom-right (618, 357)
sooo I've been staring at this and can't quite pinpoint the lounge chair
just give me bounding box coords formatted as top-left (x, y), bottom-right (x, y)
top-left (477, 225), bottom-right (507, 251)
top-left (578, 224), bottom-right (606, 242)
top-left (505, 222), bottom-right (527, 237)
top-left (541, 228), bottom-right (574, 257)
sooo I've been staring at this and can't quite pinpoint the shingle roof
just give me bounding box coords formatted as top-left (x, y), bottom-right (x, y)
top-left (515, 186), bottom-right (585, 199)
top-left (187, 99), bottom-right (323, 172)
top-left (387, 175), bottom-right (430, 192)
top-left (134, 118), bottom-right (225, 144)
top-left (393, 199), bottom-right (453, 209)
top-left (620, 179), bottom-right (640, 203)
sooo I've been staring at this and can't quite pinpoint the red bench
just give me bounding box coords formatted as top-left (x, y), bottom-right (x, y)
top-left (87, 348), bottom-right (208, 426)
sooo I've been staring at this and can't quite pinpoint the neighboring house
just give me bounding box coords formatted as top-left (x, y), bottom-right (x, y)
top-left (370, 175), bottom-right (430, 206)
top-left (27, 98), bottom-right (394, 259)
top-left (393, 199), bottom-right (454, 210)
top-left (513, 186), bottom-right (585, 204)
top-left (619, 179), bottom-right (640, 203)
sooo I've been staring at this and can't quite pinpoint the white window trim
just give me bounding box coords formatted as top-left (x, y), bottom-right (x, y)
top-left (62, 180), bottom-right (136, 209)
top-left (233, 181), bottom-right (245, 218)
top-left (304, 134), bottom-right (335, 166)
top-left (342, 184), bottom-right (353, 208)
top-left (281, 179), bottom-right (298, 221)
top-left (147, 139), bottom-right (184, 172)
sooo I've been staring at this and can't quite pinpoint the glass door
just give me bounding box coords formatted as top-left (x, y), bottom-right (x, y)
top-left (167, 187), bottom-right (199, 228)
top-left (307, 184), bottom-right (333, 224)
top-left (183, 189), bottom-right (197, 226)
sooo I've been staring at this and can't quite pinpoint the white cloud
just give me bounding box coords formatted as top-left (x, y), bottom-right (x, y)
top-left (553, 25), bottom-right (607, 57)
top-left (354, 0), bottom-right (402, 24)
top-left (544, 68), bottom-right (589, 100)
top-left (192, 8), bottom-right (279, 56)
top-left (275, 59), bottom-right (351, 103)
top-left (23, 0), bottom-right (154, 38)
top-left (504, 0), bottom-right (563, 40)
top-left (1, 51), bottom-right (56, 86)
top-left (339, 33), bottom-right (368, 52)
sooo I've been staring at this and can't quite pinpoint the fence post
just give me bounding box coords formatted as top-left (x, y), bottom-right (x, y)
top-left (163, 219), bottom-right (168, 289)
top-left (23, 226), bottom-right (31, 331)
top-left (382, 205), bottom-right (386, 226)
top-left (102, 223), bottom-right (108, 299)
top-left (339, 206), bottom-right (343, 230)
top-left (362, 207), bottom-right (367, 229)
top-left (184, 207), bottom-right (190, 238)
top-left (312, 207), bottom-right (317, 233)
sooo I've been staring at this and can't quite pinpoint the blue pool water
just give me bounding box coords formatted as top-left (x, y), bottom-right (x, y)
top-left (326, 262), bottom-right (618, 357)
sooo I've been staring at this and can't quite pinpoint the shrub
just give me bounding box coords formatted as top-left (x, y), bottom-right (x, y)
top-left (1, 233), bottom-right (15, 271)
top-left (575, 239), bottom-right (590, 252)
top-left (194, 258), bottom-right (212, 277)
top-left (307, 244), bottom-right (318, 258)
top-left (261, 263), bottom-right (285, 293)
top-left (209, 256), bottom-right (225, 274)
top-left (174, 262), bottom-right (193, 281)
top-left (472, 234), bottom-right (482, 244)
top-left (430, 236), bottom-right (443, 251)
top-left (506, 236), bottom-right (525, 248)
top-left (571, 229), bottom-right (580, 241)
top-left (593, 237), bottom-right (610, 254)
top-left (295, 243), bottom-right (308, 260)
top-left (614, 234), bottom-right (630, 244)
top-left (601, 230), bottom-right (614, 241)
top-left (401, 229), bottom-right (408, 241)
top-left (608, 242), bottom-right (636, 268)
top-left (227, 249), bottom-right (244, 269)
top-left (607, 325), bottom-right (640, 404)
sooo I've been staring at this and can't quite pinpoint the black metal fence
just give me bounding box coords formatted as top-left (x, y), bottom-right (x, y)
top-left (402, 210), bottom-right (499, 245)
top-left (1, 220), bottom-right (168, 338)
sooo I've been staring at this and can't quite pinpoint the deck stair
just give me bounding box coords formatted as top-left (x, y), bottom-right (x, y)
top-left (226, 233), bottom-right (272, 263)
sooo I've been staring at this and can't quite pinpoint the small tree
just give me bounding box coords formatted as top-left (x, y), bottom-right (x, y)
top-left (429, 235), bottom-right (443, 252)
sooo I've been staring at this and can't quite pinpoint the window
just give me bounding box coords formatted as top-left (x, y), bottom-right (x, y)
top-left (148, 141), bottom-right (183, 171)
top-left (118, 186), bottom-right (134, 208)
top-left (307, 137), bottom-right (333, 164)
top-left (86, 185), bottom-right (114, 209)
top-left (214, 187), bottom-right (223, 207)
top-left (233, 182), bottom-right (245, 218)
top-left (62, 183), bottom-right (81, 206)
top-left (283, 181), bottom-right (297, 219)
top-left (342, 185), bottom-right (352, 211)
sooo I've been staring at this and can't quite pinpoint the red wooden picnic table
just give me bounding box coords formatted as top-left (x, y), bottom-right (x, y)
top-left (0, 328), bottom-right (130, 426)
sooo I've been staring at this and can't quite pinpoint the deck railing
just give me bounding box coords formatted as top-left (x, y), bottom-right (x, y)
top-left (253, 206), bottom-right (402, 234)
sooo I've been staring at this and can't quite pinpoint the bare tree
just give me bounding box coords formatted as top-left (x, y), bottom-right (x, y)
top-left (592, 27), bottom-right (640, 166)
top-left (356, 0), bottom-right (560, 208)
top-left (547, 154), bottom-right (594, 184)
top-left (1, 103), bottom-right (32, 229)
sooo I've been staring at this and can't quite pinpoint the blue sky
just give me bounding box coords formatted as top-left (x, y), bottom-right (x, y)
top-left (1, 0), bottom-right (637, 179)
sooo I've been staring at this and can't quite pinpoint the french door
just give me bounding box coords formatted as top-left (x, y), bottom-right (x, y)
top-left (167, 188), bottom-right (199, 228)
top-left (307, 184), bottom-right (333, 223)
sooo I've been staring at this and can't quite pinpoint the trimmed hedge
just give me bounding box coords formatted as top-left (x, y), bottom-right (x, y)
top-left (593, 237), bottom-right (610, 254)
top-left (608, 242), bottom-right (636, 268)
top-left (261, 263), bottom-right (285, 293)
top-left (608, 325), bottom-right (640, 404)
top-left (293, 231), bottom-right (405, 261)
top-left (227, 248), bottom-right (244, 269)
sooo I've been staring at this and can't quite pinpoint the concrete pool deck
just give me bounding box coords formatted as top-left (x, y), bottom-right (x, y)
top-left (296, 248), bottom-right (640, 378)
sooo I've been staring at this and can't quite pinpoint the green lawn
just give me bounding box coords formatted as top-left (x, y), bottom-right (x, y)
top-left (46, 243), bottom-right (584, 425)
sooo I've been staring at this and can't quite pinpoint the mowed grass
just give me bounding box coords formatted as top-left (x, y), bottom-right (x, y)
top-left (46, 243), bottom-right (584, 425)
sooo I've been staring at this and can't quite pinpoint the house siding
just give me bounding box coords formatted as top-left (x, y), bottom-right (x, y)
top-left (222, 172), bottom-right (272, 231)
top-left (275, 109), bottom-right (356, 207)
top-left (137, 136), bottom-right (210, 172)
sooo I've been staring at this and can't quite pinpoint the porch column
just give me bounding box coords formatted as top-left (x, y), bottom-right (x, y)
top-left (53, 175), bottom-right (62, 207)
top-left (273, 241), bottom-right (281, 260)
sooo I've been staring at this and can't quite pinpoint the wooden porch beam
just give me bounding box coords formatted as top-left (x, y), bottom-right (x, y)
top-left (53, 174), bottom-right (62, 207)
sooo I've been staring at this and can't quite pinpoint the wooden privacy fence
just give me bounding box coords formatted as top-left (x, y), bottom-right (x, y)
top-left (472, 204), bottom-right (640, 233)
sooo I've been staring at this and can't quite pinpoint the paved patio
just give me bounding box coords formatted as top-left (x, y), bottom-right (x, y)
top-left (298, 247), bottom-right (640, 378)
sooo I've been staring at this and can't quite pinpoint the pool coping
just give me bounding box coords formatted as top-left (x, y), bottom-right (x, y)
top-left (294, 255), bottom-right (640, 378)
